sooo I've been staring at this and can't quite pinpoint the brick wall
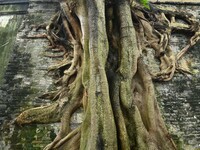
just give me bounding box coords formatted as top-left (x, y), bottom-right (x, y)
top-left (154, 4), bottom-right (200, 149)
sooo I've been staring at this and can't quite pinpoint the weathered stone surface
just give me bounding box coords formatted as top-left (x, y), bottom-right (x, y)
top-left (0, 1), bottom-right (60, 149)
top-left (154, 4), bottom-right (200, 149)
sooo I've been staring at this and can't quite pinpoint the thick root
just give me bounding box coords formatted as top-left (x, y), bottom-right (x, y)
top-left (15, 1), bottom-right (200, 149)
top-left (132, 2), bottom-right (200, 81)
top-left (15, 102), bottom-right (61, 125)
top-left (44, 126), bottom-right (81, 150)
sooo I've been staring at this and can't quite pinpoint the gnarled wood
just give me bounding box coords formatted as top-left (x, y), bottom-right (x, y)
top-left (15, 0), bottom-right (200, 149)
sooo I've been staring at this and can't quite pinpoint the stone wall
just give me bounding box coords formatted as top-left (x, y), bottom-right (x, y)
top-left (0, 1), bottom-right (60, 149)
top-left (0, 1), bottom-right (200, 149)
top-left (154, 4), bottom-right (200, 149)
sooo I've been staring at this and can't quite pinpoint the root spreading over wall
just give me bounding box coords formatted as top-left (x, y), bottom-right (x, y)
top-left (15, 0), bottom-right (200, 149)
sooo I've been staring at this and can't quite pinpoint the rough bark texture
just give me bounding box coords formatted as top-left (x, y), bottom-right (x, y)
top-left (15, 0), bottom-right (200, 149)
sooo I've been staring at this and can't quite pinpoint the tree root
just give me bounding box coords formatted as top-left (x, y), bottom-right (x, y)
top-left (44, 126), bottom-right (81, 150)
top-left (43, 70), bottom-right (83, 150)
top-left (15, 1), bottom-right (200, 149)
top-left (48, 59), bottom-right (72, 72)
top-left (132, 2), bottom-right (200, 81)
top-left (38, 90), bottom-right (58, 100)
top-left (15, 102), bottom-right (61, 125)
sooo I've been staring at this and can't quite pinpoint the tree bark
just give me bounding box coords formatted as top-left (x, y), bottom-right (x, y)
top-left (15, 0), bottom-right (200, 149)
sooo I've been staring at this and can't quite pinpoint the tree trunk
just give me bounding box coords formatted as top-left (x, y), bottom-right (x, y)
top-left (15, 0), bottom-right (200, 149)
